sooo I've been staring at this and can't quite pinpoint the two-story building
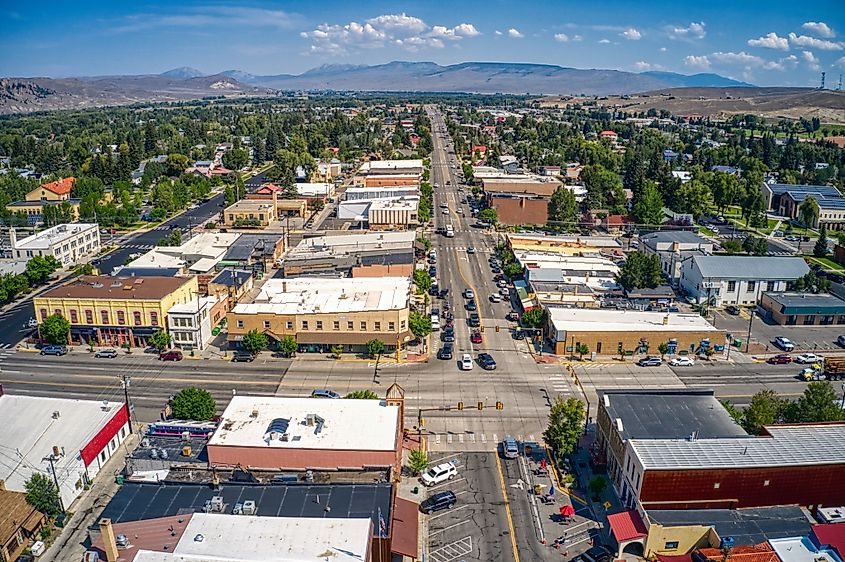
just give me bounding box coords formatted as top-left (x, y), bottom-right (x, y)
top-left (679, 256), bottom-right (809, 306)
top-left (10, 223), bottom-right (100, 265)
top-left (4, 177), bottom-right (82, 225)
top-left (167, 295), bottom-right (227, 350)
top-left (639, 231), bottom-right (714, 286)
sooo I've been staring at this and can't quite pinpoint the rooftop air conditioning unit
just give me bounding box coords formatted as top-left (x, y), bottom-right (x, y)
top-left (209, 496), bottom-right (224, 512)
top-left (280, 433), bottom-right (289, 442)
top-left (242, 500), bottom-right (257, 515)
top-left (115, 534), bottom-right (131, 549)
top-left (52, 410), bottom-right (60, 419)
top-left (250, 410), bottom-right (259, 418)
top-left (159, 449), bottom-right (168, 459)
top-left (181, 431), bottom-right (190, 442)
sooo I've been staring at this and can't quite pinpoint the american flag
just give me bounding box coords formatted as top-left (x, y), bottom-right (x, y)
top-left (378, 507), bottom-right (387, 538)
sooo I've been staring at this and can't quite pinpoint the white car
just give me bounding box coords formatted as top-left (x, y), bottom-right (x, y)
top-left (460, 354), bottom-right (473, 371)
top-left (669, 356), bottom-right (695, 367)
top-left (774, 336), bottom-right (795, 352)
top-left (795, 353), bottom-right (823, 364)
top-left (421, 462), bottom-right (458, 486)
top-left (490, 293), bottom-right (503, 303)
top-left (441, 208), bottom-right (449, 215)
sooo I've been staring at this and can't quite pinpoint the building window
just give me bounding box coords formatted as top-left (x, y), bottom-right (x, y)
top-left (747, 281), bottom-right (756, 292)
top-left (40, 308), bottom-right (48, 320)
top-left (316, 321), bottom-right (323, 330)
top-left (236, 320), bottom-right (244, 328)
top-left (804, 315), bottom-right (814, 325)
top-left (55, 308), bottom-right (62, 316)
top-left (787, 315), bottom-right (797, 325)
top-left (664, 542), bottom-right (679, 550)
top-left (360, 321), bottom-right (367, 330)
top-left (302, 321), bottom-right (309, 330)
top-left (400, 320), bottom-right (406, 331)
top-left (117, 310), bottom-right (125, 325)
top-left (69, 309), bottom-right (78, 323)
top-left (348, 321), bottom-right (354, 330)
top-left (150, 311), bottom-right (158, 326)
top-left (333, 321), bottom-right (340, 330)
top-left (85, 310), bottom-right (94, 324)
top-left (374, 321), bottom-right (381, 331)
top-left (389, 321), bottom-right (395, 331)
top-left (713, 482), bottom-right (720, 489)
top-left (727, 281), bottom-right (736, 292)
top-left (763, 479), bottom-right (770, 486)
top-left (100, 310), bottom-right (110, 324)
top-left (263, 320), bottom-right (271, 329)
top-left (286, 321), bottom-right (293, 330)
top-left (767, 281), bottom-right (776, 291)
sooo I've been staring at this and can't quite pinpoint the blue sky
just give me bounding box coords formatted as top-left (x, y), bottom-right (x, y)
top-left (2, 1), bottom-right (844, 86)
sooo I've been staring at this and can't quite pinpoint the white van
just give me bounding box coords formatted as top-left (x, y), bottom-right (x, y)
top-left (431, 312), bottom-right (440, 331)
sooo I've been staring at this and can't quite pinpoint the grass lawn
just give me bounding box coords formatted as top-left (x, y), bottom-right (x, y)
top-left (699, 226), bottom-right (718, 237)
top-left (806, 256), bottom-right (844, 271)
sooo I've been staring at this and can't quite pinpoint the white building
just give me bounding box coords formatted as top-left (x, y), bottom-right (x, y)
top-left (123, 232), bottom-right (241, 274)
top-left (167, 295), bottom-right (224, 350)
top-left (295, 182), bottom-right (334, 198)
top-left (639, 231), bottom-right (714, 286)
top-left (344, 185), bottom-right (419, 201)
top-left (368, 197), bottom-right (419, 228)
top-left (680, 255), bottom-right (809, 306)
top-left (10, 223), bottom-right (100, 265)
top-left (0, 393), bottom-right (129, 509)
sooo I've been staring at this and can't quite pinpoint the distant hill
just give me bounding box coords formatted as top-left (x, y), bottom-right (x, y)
top-left (639, 71), bottom-right (752, 88)
top-left (160, 66), bottom-right (206, 79)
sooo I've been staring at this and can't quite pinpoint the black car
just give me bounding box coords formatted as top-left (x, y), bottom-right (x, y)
top-left (468, 313), bottom-right (480, 327)
top-left (725, 305), bottom-right (741, 315)
top-left (428, 266), bottom-right (437, 277)
top-left (232, 351), bottom-right (255, 362)
top-left (441, 327), bottom-right (455, 342)
top-left (429, 284), bottom-right (439, 296)
top-left (420, 491), bottom-right (457, 514)
top-left (579, 545), bottom-right (613, 562)
top-left (512, 329), bottom-right (526, 340)
top-left (437, 344), bottom-right (454, 360)
top-left (438, 288), bottom-right (449, 298)
top-left (478, 353), bottom-right (497, 370)
top-left (465, 299), bottom-right (477, 311)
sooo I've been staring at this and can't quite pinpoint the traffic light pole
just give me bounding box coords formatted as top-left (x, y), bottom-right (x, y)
top-left (416, 401), bottom-right (505, 446)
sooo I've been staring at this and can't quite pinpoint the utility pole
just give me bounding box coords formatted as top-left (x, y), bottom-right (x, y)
top-left (121, 374), bottom-right (133, 434)
top-left (43, 450), bottom-right (66, 514)
top-left (744, 310), bottom-right (755, 353)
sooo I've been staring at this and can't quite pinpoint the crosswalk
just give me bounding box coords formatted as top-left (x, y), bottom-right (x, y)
top-left (432, 432), bottom-right (537, 446)
top-left (120, 244), bottom-right (155, 250)
top-left (549, 372), bottom-right (571, 393)
top-left (0, 346), bottom-right (17, 364)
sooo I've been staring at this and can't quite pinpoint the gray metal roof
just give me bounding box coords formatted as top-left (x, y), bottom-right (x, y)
top-left (764, 291), bottom-right (845, 314)
top-left (691, 256), bottom-right (809, 280)
top-left (640, 230), bottom-right (708, 246)
top-left (647, 505), bottom-right (812, 546)
top-left (600, 389), bottom-right (748, 442)
top-left (630, 423), bottom-right (845, 470)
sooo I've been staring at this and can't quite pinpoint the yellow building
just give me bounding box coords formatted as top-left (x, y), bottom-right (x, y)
top-left (223, 193), bottom-right (278, 227)
top-left (25, 177), bottom-right (75, 202)
top-left (34, 275), bottom-right (198, 347)
top-left (506, 233), bottom-right (622, 256)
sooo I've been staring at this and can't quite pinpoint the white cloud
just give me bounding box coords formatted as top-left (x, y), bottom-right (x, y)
top-left (633, 61), bottom-right (662, 71)
top-left (660, 47), bottom-right (667, 52)
top-left (670, 22), bottom-right (706, 40)
top-left (598, 38), bottom-right (611, 44)
top-left (554, 33), bottom-right (582, 43)
top-left (111, 5), bottom-right (298, 33)
top-left (300, 12), bottom-right (482, 54)
top-left (711, 51), bottom-right (765, 65)
top-left (508, 28), bottom-right (523, 38)
top-left (494, 30), bottom-right (502, 36)
top-left (836, 56), bottom-right (845, 69)
top-left (802, 21), bottom-right (835, 38)
top-left (684, 55), bottom-right (711, 70)
top-left (621, 27), bottom-right (642, 40)
top-left (802, 50), bottom-right (821, 71)
top-left (763, 54), bottom-right (799, 71)
top-left (747, 32), bottom-right (789, 50)
top-left (788, 32), bottom-right (844, 51)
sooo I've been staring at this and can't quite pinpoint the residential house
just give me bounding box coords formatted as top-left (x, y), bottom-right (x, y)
top-left (0, 486), bottom-right (48, 562)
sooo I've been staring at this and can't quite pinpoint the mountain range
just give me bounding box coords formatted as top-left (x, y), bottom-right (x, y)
top-left (0, 60), bottom-right (756, 114)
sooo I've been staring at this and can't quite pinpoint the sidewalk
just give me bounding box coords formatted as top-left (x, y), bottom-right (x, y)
top-left (46, 433), bottom-right (139, 562)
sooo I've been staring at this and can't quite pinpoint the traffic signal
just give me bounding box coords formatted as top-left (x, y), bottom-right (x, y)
top-left (457, 401), bottom-right (464, 411)
top-left (420, 417), bottom-right (425, 428)
top-left (477, 401), bottom-right (484, 411)
top-left (496, 401), bottom-right (503, 410)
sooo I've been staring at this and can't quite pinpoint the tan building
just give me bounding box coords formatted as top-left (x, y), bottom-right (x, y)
top-left (368, 197), bottom-right (419, 229)
top-left (228, 277), bottom-right (412, 354)
top-left (242, 192), bottom-right (308, 218)
top-left (0, 486), bottom-right (48, 562)
top-left (34, 275), bottom-right (198, 347)
top-left (507, 233), bottom-right (621, 257)
top-left (223, 195), bottom-right (278, 227)
top-left (25, 177), bottom-right (75, 202)
top-left (362, 174), bottom-right (420, 188)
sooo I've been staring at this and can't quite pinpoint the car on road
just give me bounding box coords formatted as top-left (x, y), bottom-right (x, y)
top-left (310, 389), bottom-right (341, 399)
top-left (420, 491), bottom-right (457, 514)
top-left (579, 545), bottom-right (614, 562)
top-left (725, 305), bottom-right (741, 315)
top-left (465, 299), bottom-right (477, 311)
top-left (464, 288), bottom-right (475, 299)
top-left (421, 462), bottom-right (458, 487)
top-left (507, 311), bottom-right (520, 321)
top-left (94, 348), bottom-right (118, 358)
top-left (512, 329), bottom-right (526, 340)
top-left (468, 313), bottom-right (480, 327)
top-left (795, 353), bottom-right (823, 364)
top-left (785, 235), bottom-right (799, 242)
top-left (441, 327), bottom-right (455, 343)
top-left (460, 354), bottom-right (474, 370)
top-left (501, 436), bottom-right (519, 459)
top-left (437, 344), bottom-right (453, 360)
top-left (40, 345), bottom-right (68, 356)
top-left (768, 354), bottom-right (793, 364)
top-left (838, 335), bottom-right (845, 348)
top-left (669, 356), bottom-right (695, 367)
top-left (489, 293), bottom-right (503, 303)
top-left (158, 350), bottom-right (183, 361)
top-left (441, 208), bottom-right (449, 215)
top-left (470, 331), bottom-right (483, 344)
top-left (438, 288), bottom-right (449, 299)
top-left (774, 336), bottom-right (795, 351)
top-left (232, 351), bottom-right (255, 362)
top-left (637, 355), bottom-right (662, 367)
top-left (467, 246), bottom-right (475, 254)
top-left (478, 353), bottom-right (497, 370)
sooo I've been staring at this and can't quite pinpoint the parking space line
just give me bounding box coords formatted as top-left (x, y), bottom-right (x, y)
top-left (431, 452), bottom-right (462, 465)
top-left (428, 519), bottom-right (471, 536)
top-left (429, 504), bottom-right (470, 520)
top-left (428, 477), bottom-right (467, 491)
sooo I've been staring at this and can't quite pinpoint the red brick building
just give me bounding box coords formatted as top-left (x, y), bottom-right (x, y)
top-left (489, 195), bottom-right (548, 226)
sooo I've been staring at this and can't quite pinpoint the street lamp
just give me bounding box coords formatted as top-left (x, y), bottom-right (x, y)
top-left (745, 310), bottom-right (755, 353)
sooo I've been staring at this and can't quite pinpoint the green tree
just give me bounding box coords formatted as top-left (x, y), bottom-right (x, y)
top-left (165, 153), bottom-right (191, 177)
top-left (330, 345), bottom-right (344, 358)
top-left (521, 307), bottom-right (546, 328)
top-left (632, 182), bottom-right (664, 225)
top-left (278, 335), bottom-right (298, 358)
top-left (409, 311), bottom-right (433, 341)
top-left (575, 342), bottom-right (589, 360)
top-left (542, 396), bottom-right (585, 457)
top-left (413, 269), bottom-right (432, 294)
top-left (616, 252), bottom-right (663, 290)
top-left (503, 262), bottom-right (523, 280)
top-left (547, 186), bottom-right (577, 226)
top-left (479, 207), bottom-right (499, 225)
top-left (416, 236), bottom-right (431, 252)
top-left (25, 255), bottom-right (62, 286)
top-left (588, 476), bottom-right (607, 500)
top-left (814, 224), bottom-right (829, 258)
top-left (799, 196), bottom-right (820, 228)
top-left (149, 329), bottom-right (172, 351)
top-left (222, 148), bottom-right (249, 171)
top-left (408, 448), bottom-right (428, 475)
top-left (791, 381), bottom-right (843, 422)
top-left (171, 387), bottom-right (216, 421)
top-left (676, 179), bottom-right (713, 218)
top-left (345, 390), bottom-right (379, 399)
top-left (25, 473), bottom-right (62, 517)
top-left (40, 313), bottom-right (70, 345)
top-left (366, 338), bottom-right (385, 358)
top-left (657, 341), bottom-right (669, 359)
top-left (720, 400), bottom-right (745, 426)
top-left (241, 329), bottom-right (268, 354)
top-left (720, 239), bottom-right (743, 254)
top-left (581, 164), bottom-right (624, 211)
top-left (742, 389), bottom-right (787, 434)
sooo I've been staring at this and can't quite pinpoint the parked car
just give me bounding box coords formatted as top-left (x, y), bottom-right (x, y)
top-left (467, 246), bottom-right (476, 254)
top-left (501, 436), bottom-right (519, 459)
top-left (768, 354), bottom-right (793, 364)
top-left (478, 353), bottom-right (497, 370)
top-left (579, 545), bottom-right (613, 562)
top-left (158, 350), bottom-right (183, 361)
top-left (470, 331), bottom-right (483, 344)
top-left (437, 344), bottom-right (454, 360)
top-left (795, 353), bottom-right (823, 364)
top-left (468, 313), bottom-right (480, 327)
top-left (725, 305), bottom-right (741, 315)
top-left (838, 335), bottom-right (845, 348)
top-left (490, 293), bottom-right (503, 303)
top-left (232, 351), bottom-right (255, 362)
top-left (512, 329), bottom-right (526, 340)
top-left (421, 462), bottom-right (458, 486)
top-left (774, 336), bottom-right (795, 351)
top-left (464, 288), bottom-right (475, 299)
top-left (460, 354), bottom-right (474, 370)
top-left (637, 355), bottom-right (662, 367)
top-left (40, 345), bottom-right (68, 356)
top-left (668, 356), bottom-right (695, 367)
top-left (310, 389), bottom-right (341, 399)
top-left (420, 491), bottom-right (457, 514)
top-left (94, 348), bottom-right (118, 359)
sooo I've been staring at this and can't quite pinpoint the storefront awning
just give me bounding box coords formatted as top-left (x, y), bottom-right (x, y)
top-left (391, 497), bottom-right (419, 559)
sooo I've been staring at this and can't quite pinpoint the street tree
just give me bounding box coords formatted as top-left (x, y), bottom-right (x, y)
top-left (40, 313), bottom-right (70, 345)
top-left (657, 341), bottom-right (669, 359)
top-left (503, 262), bottom-right (523, 280)
top-left (814, 224), bottom-right (829, 258)
top-left (479, 208), bottom-right (498, 225)
top-left (25, 473), bottom-right (62, 517)
top-left (408, 449), bottom-right (428, 475)
top-left (676, 179), bottom-right (713, 218)
top-left (25, 255), bottom-right (62, 286)
top-left (799, 196), bottom-right (820, 228)
top-left (521, 307), bottom-right (546, 328)
top-left (171, 387), bottom-right (216, 421)
top-left (616, 252), bottom-right (663, 290)
top-left (241, 329), bottom-right (268, 354)
top-left (413, 269), bottom-right (432, 294)
top-left (720, 400), bottom-right (745, 426)
top-left (543, 396), bottom-right (585, 458)
top-left (330, 345), bottom-right (343, 358)
top-left (632, 182), bottom-right (664, 225)
top-left (345, 390), bottom-right (379, 399)
top-left (588, 476), bottom-right (607, 500)
top-left (278, 335), bottom-right (298, 358)
top-left (547, 186), bottom-right (577, 226)
top-left (222, 148), bottom-right (249, 171)
top-left (408, 311), bottom-right (432, 342)
top-left (793, 381), bottom-right (843, 422)
top-left (148, 330), bottom-right (172, 351)
top-left (742, 236), bottom-right (768, 256)
top-left (366, 339), bottom-right (386, 358)
top-left (742, 389), bottom-right (787, 434)
top-left (575, 342), bottom-right (590, 360)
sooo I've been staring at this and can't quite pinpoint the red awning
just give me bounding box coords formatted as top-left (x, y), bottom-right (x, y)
top-left (391, 498), bottom-right (419, 559)
top-left (607, 510), bottom-right (648, 542)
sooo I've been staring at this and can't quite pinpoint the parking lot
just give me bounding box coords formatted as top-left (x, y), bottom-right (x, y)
top-left (710, 308), bottom-right (845, 353)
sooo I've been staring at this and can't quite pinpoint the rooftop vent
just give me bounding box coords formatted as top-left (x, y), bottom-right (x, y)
top-left (115, 534), bottom-right (131, 549)
top-left (194, 534), bottom-right (204, 543)
top-left (615, 418), bottom-right (623, 432)
top-left (250, 409), bottom-right (259, 418)
top-left (92, 282), bottom-right (104, 288)
top-left (110, 281), bottom-right (122, 288)
top-left (52, 410), bottom-right (60, 419)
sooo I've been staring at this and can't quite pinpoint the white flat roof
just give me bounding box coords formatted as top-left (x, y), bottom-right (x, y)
top-left (508, 233), bottom-right (621, 248)
top-left (0, 394), bottom-right (124, 493)
top-left (362, 158), bottom-right (423, 171)
top-left (234, 276), bottom-right (410, 315)
top-left (168, 295), bottom-right (220, 315)
top-left (134, 514), bottom-right (371, 562)
top-left (14, 223), bottom-right (97, 250)
top-left (295, 231), bottom-right (416, 251)
top-left (129, 233), bottom-right (241, 270)
top-left (519, 253), bottom-right (620, 272)
top-left (370, 197), bottom-right (419, 210)
top-left (295, 182), bottom-right (332, 196)
top-left (549, 308), bottom-right (719, 333)
top-left (209, 396), bottom-right (399, 451)
top-left (770, 536), bottom-right (843, 562)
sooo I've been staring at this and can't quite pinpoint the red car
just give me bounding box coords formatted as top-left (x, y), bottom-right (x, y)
top-left (767, 354), bottom-right (792, 364)
top-left (159, 350), bottom-right (184, 361)
top-left (470, 331), bottom-right (483, 344)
